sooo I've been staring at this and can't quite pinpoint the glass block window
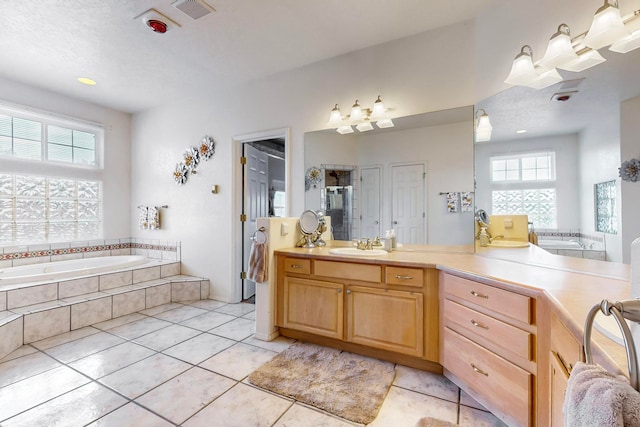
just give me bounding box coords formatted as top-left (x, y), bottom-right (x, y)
top-left (595, 180), bottom-right (617, 234)
top-left (492, 189), bottom-right (557, 228)
top-left (0, 109), bottom-right (101, 167)
top-left (0, 173), bottom-right (101, 244)
top-left (491, 152), bottom-right (555, 183)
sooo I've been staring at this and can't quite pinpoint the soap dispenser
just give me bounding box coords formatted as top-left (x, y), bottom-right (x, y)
top-left (479, 227), bottom-right (490, 247)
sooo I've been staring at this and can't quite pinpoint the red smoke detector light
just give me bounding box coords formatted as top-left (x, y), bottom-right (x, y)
top-left (147, 19), bottom-right (168, 33)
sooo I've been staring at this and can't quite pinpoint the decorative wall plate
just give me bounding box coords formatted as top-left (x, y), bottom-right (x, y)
top-left (183, 146), bottom-right (200, 173)
top-left (171, 135), bottom-right (217, 185)
top-left (199, 135), bottom-right (215, 159)
top-left (173, 162), bottom-right (188, 185)
top-left (619, 158), bottom-right (640, 182)
top-left (305, 166), bottom-right (322, 190)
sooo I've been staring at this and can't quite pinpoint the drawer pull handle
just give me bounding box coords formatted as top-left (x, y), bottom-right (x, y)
top-left (471, 363), bottom-right (489, 376)
top-left (337, 288), bottom-right (342, 293)
top-left (346, 289), bottom-right (351, 294)
top-left (290, 264), bottom-right (304, 269)
top-left (395, 275), bottom-right (413, 280)
top-left (470, 290), bottom-right (489, 299)
top-left (470, 319), bottom-right (489, 330)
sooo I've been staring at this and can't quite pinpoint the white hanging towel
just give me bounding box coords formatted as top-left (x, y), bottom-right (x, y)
top-left (446, 192), bottom-right (459, 213)
top-left (148, 206), bottom-right (160, 230)
top-left (138, 206), bottom-right (148, 230)
top-left (460, 192), bottom-right (473, 212)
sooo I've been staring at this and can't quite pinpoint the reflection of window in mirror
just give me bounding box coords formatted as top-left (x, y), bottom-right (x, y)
top-left (595, 180), bottom-right (618, 235)
top-left (490, 151), bottom-right (557, 228)
top-left (272, 191), bottom-right (286, 217)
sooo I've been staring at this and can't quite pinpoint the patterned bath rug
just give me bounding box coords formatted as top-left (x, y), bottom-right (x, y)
top-left (247, 341), bottom-right (395, 424)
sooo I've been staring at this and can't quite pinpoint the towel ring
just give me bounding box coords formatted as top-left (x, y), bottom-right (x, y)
top-left (584, 299), bottom-right (640, 391)
top-left (250, 227), bottom-right (267, 244)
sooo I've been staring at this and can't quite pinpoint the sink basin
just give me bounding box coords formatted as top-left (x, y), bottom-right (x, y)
top-left (328, 247), bottom-right (388, 256)
top-left (487, 240), bottom-right (529, 248)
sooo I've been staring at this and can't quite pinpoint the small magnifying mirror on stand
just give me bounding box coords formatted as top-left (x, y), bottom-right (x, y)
top-left (298, 210), bottom-right (320, 248)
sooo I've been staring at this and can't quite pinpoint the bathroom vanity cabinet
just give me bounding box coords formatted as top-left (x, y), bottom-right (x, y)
top-left (275, 255), bottom-right (439, 364)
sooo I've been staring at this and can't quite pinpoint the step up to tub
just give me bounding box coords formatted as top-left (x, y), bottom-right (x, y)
top-left (0, 262), bottom-right (211, 359)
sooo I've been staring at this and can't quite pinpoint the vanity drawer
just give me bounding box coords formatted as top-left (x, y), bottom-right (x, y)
top-left (443, 273), bottom-right (532, 325)
top-left (385, 266), bottom-right (424, 288)
top-left (444, 327), bottom-right (532, 427)
top-left (444, 299), bottom-right (533, 361)
top-left (314, 260), bottom-right (381, 283)
top-left (551, 313), bottom-right (582, 372)
top-left (283, 258), bottom-right (311, 275)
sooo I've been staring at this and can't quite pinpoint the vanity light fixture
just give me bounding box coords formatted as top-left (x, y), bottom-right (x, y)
top-left (540, 24), bottom-right (580, 69)
top-left (327, 96), bottom-right (394, 134)
top-left (504, 45), bottom-right (562, 89)
top-left (583, 0), bottom-right (630, 50)
top-left (475, 109), bottom-right (493, 142)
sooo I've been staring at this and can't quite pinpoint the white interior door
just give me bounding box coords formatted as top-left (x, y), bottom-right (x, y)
top-left (244, 144), bottom-right (269, 300)
top-left (360, 166), bottom-right (381, 238)
top-left (391, 163), bottom-right (426, 244)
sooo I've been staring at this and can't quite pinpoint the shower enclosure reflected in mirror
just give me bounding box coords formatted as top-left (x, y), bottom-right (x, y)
top-left (323, 168), bottom-right (354, 241)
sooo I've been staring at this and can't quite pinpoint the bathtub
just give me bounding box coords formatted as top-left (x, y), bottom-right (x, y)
top-left (537, 239), bottom-right (583, 250)
top-left (0, 255), bottom-right (150, 285)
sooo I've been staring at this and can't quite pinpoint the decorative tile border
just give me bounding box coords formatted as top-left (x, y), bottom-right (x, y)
top-left (0, 239), bottom-right (180, 263)
top-left (535, 230), bottom-right (605, 243)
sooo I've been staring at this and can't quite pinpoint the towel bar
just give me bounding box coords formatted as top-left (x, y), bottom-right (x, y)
top-left (584, 299), bottom-right (640, 391)
top-left (250, 227), bottom-right (267, 244)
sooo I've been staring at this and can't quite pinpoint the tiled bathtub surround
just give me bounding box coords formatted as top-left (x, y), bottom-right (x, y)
top-left (0, 238), bottom-right (181, 267)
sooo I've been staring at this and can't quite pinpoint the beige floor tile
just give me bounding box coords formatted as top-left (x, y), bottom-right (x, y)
top-left (0, 351), bottom-right (61, 387)
top-left (99, 353), bottom-right (190, 399)
top-left (394, 365), bottom-right (459, 403)
top-left (0, 345), bottom-right (38, 363)
top-left (133, 324), bottom-right (201, 351)
top-left (183, 382), bottom-right (292, 427)
top-left (460, 390), bottom-right (488, 411)
top-left (69, 341), bottom-right (156, 379)
top-left (367, 386), bottom-right (458, 427)
top-left (92, 313), bottom-right (147, 331)
top-left (242, 335), bottom-right (296, 353)
top-left (275, 403), bottom-right (360, 427)
top-left (183, 299), bottom-right (227, 310)
top-left (30, 326), bottom-right (101, 350)
top-left (153, 305), bottom-right (208, 323)
top-left (214, 302), bottom-right (256, 317)
top-left (138, 302), bottom-right (184, 316)
top-left (163, 332), bottom-right (235, 364)
top-left (179, 311), bottom-right (236, 331)
top-left (43, 332), bottom-right (125, 363)
top-left (87, 402), bottom-right (174, 427)
top-left (107, 316), bottom-right (172, 340)
top-left (136, 366), bottom-right (236, 424)
top-left (199, 342), bottom-right (277, 380)
top-left (242, 310), bottom-right (256, 320)
top-left (0, 365), bottom-right (90, 421)
top-left (459, 405), bottom-right (508, 427)
top-left (1, 382), bottom-right (126, 427)
top-left (209, 317), bottom-right (255, 341)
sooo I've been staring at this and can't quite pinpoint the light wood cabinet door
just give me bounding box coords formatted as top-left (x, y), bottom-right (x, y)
top-left (283, 277), bottom-right (344, 340)
top-left (550, 351), bottom-right (569, 427)
top-left (347, 286), bottom-right (424, 357)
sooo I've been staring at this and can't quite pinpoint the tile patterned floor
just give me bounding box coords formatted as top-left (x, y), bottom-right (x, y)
top-left (0, 301), bottom-right (508, 426)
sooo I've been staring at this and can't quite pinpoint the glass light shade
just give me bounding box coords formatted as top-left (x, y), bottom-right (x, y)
top-left (376, 118), bottom-right (394, 129)
top-left (337, 125), bottom-right (354, 134)
top-left (327, 104), bottom-right (343, 128)
top-left (540, 25), bottom-right (579, 69)
top-left (525, 68), bottom-right (563, 89)
top-left (504, 47), bottom-right (539, 86)
top-left (370, 96), bottom-right (387, 121)
top-left (610, 30), bottom-right (640, 53)
top-left (583, 2), bottom-right (630, 49)
top-left (349, 100), bottom-right (364, 124)
top-left (560, 49), bottom-right (606, 72)
top-left (356, 121), bottom-right (374, 132)
top-left (475, 113), bottom-right (493, 142)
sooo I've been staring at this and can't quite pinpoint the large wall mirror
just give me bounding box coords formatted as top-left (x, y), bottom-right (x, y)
top-left (475, 48), bottom-right (640, 264)
top-left (304, 106), bottom-right (475, 251)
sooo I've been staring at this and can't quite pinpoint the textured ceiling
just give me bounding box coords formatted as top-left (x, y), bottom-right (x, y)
top-left (0, 0), bottom-right (497, 113)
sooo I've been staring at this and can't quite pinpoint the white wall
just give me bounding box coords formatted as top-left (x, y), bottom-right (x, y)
top-left (475, 134), bottom-right (580, 229)
top-left (130, 20), bottom-right (479, 302)
top-left (621, 95), bottom-right (640, 263)
top-left (578, 114), bottom-right (622, 262)
top-left (0, 78), bottom-right (132, 239)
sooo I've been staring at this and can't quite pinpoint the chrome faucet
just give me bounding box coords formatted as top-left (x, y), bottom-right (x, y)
top-left (356, 238), bottom-right (373, 250)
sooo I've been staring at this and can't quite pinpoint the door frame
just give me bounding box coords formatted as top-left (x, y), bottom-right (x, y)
top-left (232, 127), bottom-right (291, 303)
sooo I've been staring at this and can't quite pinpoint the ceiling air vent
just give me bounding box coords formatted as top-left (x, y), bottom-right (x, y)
top-left (172, 0), bottom-right (215, 20)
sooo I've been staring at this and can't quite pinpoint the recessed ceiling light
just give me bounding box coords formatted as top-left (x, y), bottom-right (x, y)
top-left (77, 77), bottom-right (97, 86)
top-left (516, 129), bottom-right (527, 134)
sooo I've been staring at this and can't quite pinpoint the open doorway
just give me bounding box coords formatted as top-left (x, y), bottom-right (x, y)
top-left (233, 128), bottom-right (290, 304)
